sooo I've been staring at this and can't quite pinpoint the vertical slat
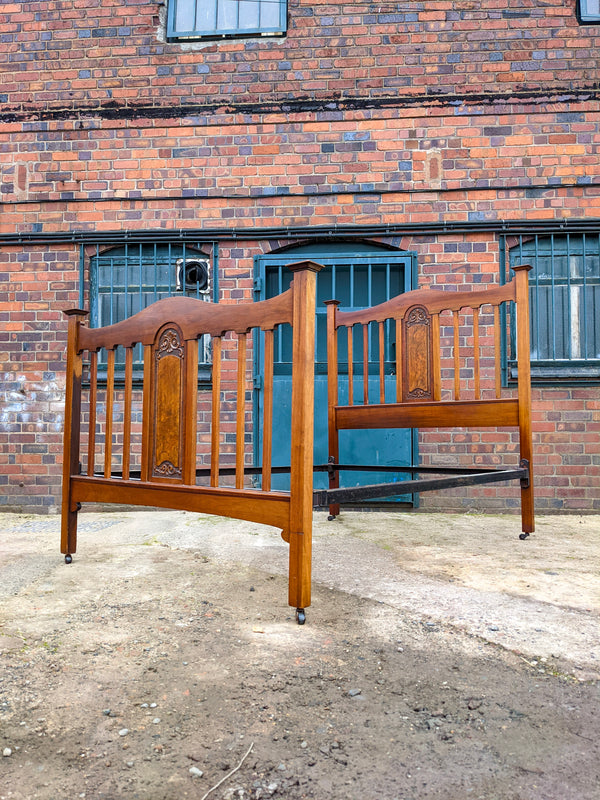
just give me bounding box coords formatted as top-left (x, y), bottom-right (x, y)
top-left (61, 309), bottom-right (87, 558)
top-left (325, 301), bottom-right (341, 518)
top-left (431, 313), bottom-right (442, 401)
top-left (395, 318), bottom-right (402, 402)
top-left (261, 329), bottom-right (274, 493)
top-left (287, 261), bottom-right (321, 612)
top-left (363, 323), bottom-right (369, 405)
top-left (210, 336), bottom-right (222, 488)
top-left (183, 338), bottom-right (199, 485)
top-left (347, 326), bottom-right (354, 405)
top-left (494, 305), bottom-right (502, 399)
top-left (87, 350), bottom-right (98, 476)
top-left (453, 310), bottom-right (461, 401)
top-left (473, 306), bottom-right (480, 400)
top-left (378, 321), bottom-right (385, 404)
top-left (235, 332), bottom-right (247, 490)
top-left (122, 347), bottom-right (133, 480)
top-left (513, 265), bottom-right (535, 535)
top-left (140, 344), bottom-right (153, 482)
top-left (104, 349), bottom-right (115, 478)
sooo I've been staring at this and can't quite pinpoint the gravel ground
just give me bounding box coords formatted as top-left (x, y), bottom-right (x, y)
top-left (0, 509), bottom-right (598, 800)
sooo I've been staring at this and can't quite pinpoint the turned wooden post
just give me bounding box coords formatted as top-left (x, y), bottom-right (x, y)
top-left (61, 309), bottom-right (88, 560)
top-left (513, 264), bottom-right (535, 535)
top-left (286, 260), bottom-right (323, 616)
top-left (325, 300), bottom-right (341, 519)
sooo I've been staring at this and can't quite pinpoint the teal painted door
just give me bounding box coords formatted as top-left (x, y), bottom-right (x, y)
top-left (253, 246), bottom-right (417, 503)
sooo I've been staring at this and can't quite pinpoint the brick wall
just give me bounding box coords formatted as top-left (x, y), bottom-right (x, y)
top-left (1, 0), bottom-right (599, 513)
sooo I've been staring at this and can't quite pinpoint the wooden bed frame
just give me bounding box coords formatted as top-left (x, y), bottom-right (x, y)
top-left (321, 264), bottom-right (534, 539)
top-left (61, 261), bottom-right (534, 624)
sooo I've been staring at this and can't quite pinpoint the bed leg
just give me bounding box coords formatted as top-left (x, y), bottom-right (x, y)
top-left (295, 608), bottom-right (306, 625)
top-left (61, 501), bottom-right (80, 565)
top-left (327, 459), bottom-right (340, 520)
top-left (519, 459), bottom-right (534, 541)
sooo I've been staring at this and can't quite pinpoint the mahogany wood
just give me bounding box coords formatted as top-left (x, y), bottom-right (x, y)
top-left (325, 301), bottom-right (341, 517)
top-left (210, 336), bottom-right (222, 488)
top-left (87, 350), bottom-right (97, 477)
top-left (335, 398), bottom-right (520, 430)
top-left (61, 261), bottom-right (322, 618)
top-left (104, 348), bottom-right (115, 478)
top-left (378, 322), bottom-right (385, 404)
top-left (122, 347), bottom-right (133, 481)
top-left (70, 476), bottom-right (291, 529)
top-left (236, 333), bottom-right (247, 490)
top-left (363, 324), bottom-right (369, 405)
top-left (61, 309), bottom-right (87, 557)
top-left (62, 260), bottom-right (534, 619)
top-left (287, 261), bottom-right (321, 610)
top-left (326, 266), bottom-right (535, 537)
top-left (262, 329), bottom-right (274, 493)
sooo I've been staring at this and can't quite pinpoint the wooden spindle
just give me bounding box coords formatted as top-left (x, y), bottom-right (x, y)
top-left (363, 323), bottom-right (369, 405)
top-left (210, 336), bottom-right (222, 488)
top-left (453, 310), bottom-right (461, 401)
top-left (378, 321), bottom-right (385, 404)
top-left (104, 348), bottom-right (115, 478)
top-left (262, 329), bottom-right (274, 493)
top-left (473, 306), bottom-right (480, 400)
top-left (431, 313), bottom-right (442, 401)
top-left (395, 318), bottom-right (402, 402)
top-left (87, 350), bottom-right (98, 476)
top-left (140, 344), bottom-right (152, 482)
top-left (235, 332), bottom-right (247, 490)
top-left (183, 339), bottom-right (199, 485)
top-left (122, 347), bottom-right (133, 480)
top-left (347, 326), bottom-right (354, 406)
top-left (494, 305), bottom-right (502, 399)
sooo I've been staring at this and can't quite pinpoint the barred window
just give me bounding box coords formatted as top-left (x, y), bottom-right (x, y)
top-left (508, 235), bottom-right (600, 381)
top-left (90, 244), bottom-right (212, 382)
top-left (167, 0), bottom-right (287, 39)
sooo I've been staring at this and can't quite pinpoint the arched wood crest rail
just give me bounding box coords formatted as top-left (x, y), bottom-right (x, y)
top-left (61, 262), bottom-right (534, 623)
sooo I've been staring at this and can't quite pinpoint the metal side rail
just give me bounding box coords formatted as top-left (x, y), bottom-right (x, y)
top-left (313, 460), bottom-right (530, 506)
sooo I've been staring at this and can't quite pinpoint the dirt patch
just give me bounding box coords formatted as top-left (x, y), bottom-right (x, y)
top-left (0, 510), bottom-right (598, 799)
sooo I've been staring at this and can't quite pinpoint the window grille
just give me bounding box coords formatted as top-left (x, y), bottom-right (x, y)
top-left (506, 234), bottom-right (600, 381)
top-left (167, 0), bottom-right (287, 39)
top-left (89, 244), bottom-right (212, 382)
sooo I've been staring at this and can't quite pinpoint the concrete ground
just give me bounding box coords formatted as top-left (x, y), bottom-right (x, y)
top-left (0, 509), bottom-right (598, 799)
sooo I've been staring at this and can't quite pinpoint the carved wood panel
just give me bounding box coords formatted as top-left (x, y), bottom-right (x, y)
top-left (151, 325), bottom-right (185, 481)
top-left (402, 305), bottom-right (433, 402)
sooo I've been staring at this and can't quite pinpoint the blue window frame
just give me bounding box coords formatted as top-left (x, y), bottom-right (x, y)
top-left (579, 0), bottom-right (600, 23)
top-left (506, 234), bottom-right (600, 382)
top-left (167, 0), bottom-right (287, 39)
top-left (89, 243), bottom-right (213, 382)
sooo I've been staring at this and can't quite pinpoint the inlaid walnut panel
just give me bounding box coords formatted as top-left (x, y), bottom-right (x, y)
top-left (402, 305), bottom-right (433, 402)
top-left (151, 325), bottom-right (185, 481)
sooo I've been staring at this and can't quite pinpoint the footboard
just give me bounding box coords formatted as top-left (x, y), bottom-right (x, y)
top-left (324, 265), bottom-right (534, 536)
top-left (61, 260), bottom-right (322, 618)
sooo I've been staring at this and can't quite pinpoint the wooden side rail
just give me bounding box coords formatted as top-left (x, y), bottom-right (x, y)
top-left (61, 260), bottom-right (322, 623)
top-left (325, 265), bottom-right (534, 537)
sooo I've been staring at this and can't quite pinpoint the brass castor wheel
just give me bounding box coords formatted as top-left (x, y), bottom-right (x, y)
top-left (65, 554), bottom-right (73, 564)
top-left (295, 608), bottom-right (306, 625)
top-left (327, 515), bottom-right (336, 521)
top-left (519, 533), bottom-right (530, 541)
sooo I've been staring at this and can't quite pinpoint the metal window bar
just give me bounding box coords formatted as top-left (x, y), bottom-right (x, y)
top-left (505, 232), bottom-right (600, 378)
top-left (91, 244), bottom-right (214, 378)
